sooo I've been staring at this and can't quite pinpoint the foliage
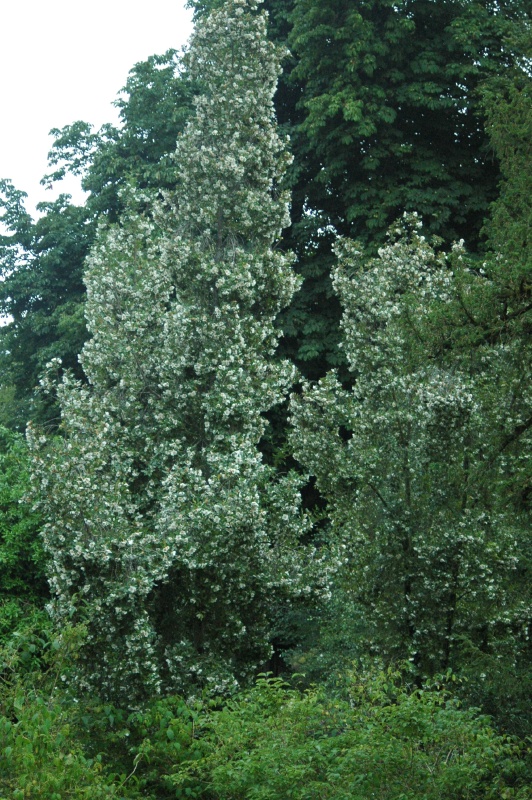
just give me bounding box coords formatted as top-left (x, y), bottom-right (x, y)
top-left (0, 186), bottom-right (90, 429)
top-left (29, 0), bottom-right (319, 705)
top-left (0, 52), bottom-right (195, 430)
top-left (290, 215), bottom-right (531, 683)
top-left (0, 626), bottom-right (136, 799)
top-left (72, 693), bottom-right (211, 800)
top-left (3, 0), bottom-right (528, 425)
top-left (0, 0), bottom-right (529, 749)
top-left (5, 650), bottom-right (528, 800)
top-left (278, 0), bottom-right (531, 377)
top-left (187, 0), bottom-right (530, 379)
top-left (288, 0), bottom-right (526, 246)
top-left (452, 60), bottom-right (532, 735)
top-left (44, 50), bottom-right (197, 220)
top-left (0, 385), bottom-right (18, 430)
top-left (481, 28), bottom-right (531, 264)
top-left (0, 621), bottom-right (202, 799)
top-left (0, 426), bottom-right (47, 639)
top-left (171, 670), bottom-right (531, 799)
top-left (478, 51), bottom-right (532, 376)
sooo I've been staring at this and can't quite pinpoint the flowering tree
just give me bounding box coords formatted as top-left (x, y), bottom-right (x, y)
top-left (30, 0), bottom-right (312, 703)
top-left (290, 215), bottom-right (530, 676)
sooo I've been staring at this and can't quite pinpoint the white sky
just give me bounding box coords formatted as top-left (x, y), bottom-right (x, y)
top-left (0, 0), bottom-right (193, 217)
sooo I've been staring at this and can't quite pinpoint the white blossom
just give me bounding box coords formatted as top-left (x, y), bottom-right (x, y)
top-left (29, 0), bottom-right (318, 704)
top-left (290, 215), bottom-right (530, 673)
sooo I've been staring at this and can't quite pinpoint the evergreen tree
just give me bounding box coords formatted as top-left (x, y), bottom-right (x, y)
top-left (29, 0), bottom-right (314, 704)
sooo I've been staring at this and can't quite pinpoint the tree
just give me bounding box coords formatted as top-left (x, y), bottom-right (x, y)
top-left (196, 0), bottom-right (530, 378)
top-left (290, 215), bottom-right (531, 683)
top-left (44, 50), bottom-right (197, 221)
top-left (289, 0), bottom-right (530, 246)
top-left (0, 186), bottom-right (91, 429)
top-left (0, 52), bottom-right (196, 430)
top-left (5, 0), bottom-right (526, 426)
top-left (189, 0), bottom-right (346, 378)
top-left (30, 0), bottom-right (314, 704)
top-left (280, 0), bottom-right (530, 376)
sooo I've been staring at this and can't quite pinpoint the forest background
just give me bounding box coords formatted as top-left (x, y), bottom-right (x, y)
top-left (0, 0), bottom-right (531, 797)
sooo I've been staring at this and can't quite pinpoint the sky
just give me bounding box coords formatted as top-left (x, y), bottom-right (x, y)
top-left (0, 0), bottom-right (193, 217)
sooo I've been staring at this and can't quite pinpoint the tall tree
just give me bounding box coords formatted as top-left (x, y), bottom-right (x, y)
top-left (44, 50), bottom-right (197, 221)
top-left (193, 0), bottom-right (530, 376)
top-left (290, 215), bottom-right (531, 684)
top-left (30, 0), bottom-right (313, 704)
top-left (288, 0), bottom-right (528, 246)
top-left (280, 0), bottom-right (530, 376)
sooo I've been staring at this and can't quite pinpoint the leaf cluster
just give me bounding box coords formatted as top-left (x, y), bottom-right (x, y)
top-left (0, 427), bottom-right (48, 640)
top-left (170, 670), bottom-right (531, 800)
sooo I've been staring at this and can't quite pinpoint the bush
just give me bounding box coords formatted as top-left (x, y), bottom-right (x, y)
top-left (0, 626), bottom-right (140, 799)
top-left (171, 669), bottom-right (531, 800)
top-left (73, 693), bottom-right (211, 800)
top-left (1, 640), bottom-right (530, 800)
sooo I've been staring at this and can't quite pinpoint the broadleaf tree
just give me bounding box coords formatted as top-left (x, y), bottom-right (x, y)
top-left (0, 50), bottom-right (196, 431)
top-left (290, 215), bottom-right (531, 681)
top-left (0, 188), bottom-right (91, 429)
top-left (279, 0), bottom-right (529, 377)
top-left (29, 0), bottom-right (316, 704)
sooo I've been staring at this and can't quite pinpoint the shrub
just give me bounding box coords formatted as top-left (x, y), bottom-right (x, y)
top-left (171, 669), bottom-right (531, 800)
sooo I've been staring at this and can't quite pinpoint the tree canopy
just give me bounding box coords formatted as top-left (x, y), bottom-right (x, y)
top-left (29, 0), bottom-right (316, 703)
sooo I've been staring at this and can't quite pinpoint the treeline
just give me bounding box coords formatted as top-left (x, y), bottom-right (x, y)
top-left (1, 0), bottom-right (531, 797)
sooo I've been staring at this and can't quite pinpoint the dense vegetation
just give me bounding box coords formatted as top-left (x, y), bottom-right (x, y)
top-left (1, 0), bottom-right (531, 796)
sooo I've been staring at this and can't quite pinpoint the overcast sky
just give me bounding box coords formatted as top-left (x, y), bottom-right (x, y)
top-left (0, 0), bottom-right (193, 217)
